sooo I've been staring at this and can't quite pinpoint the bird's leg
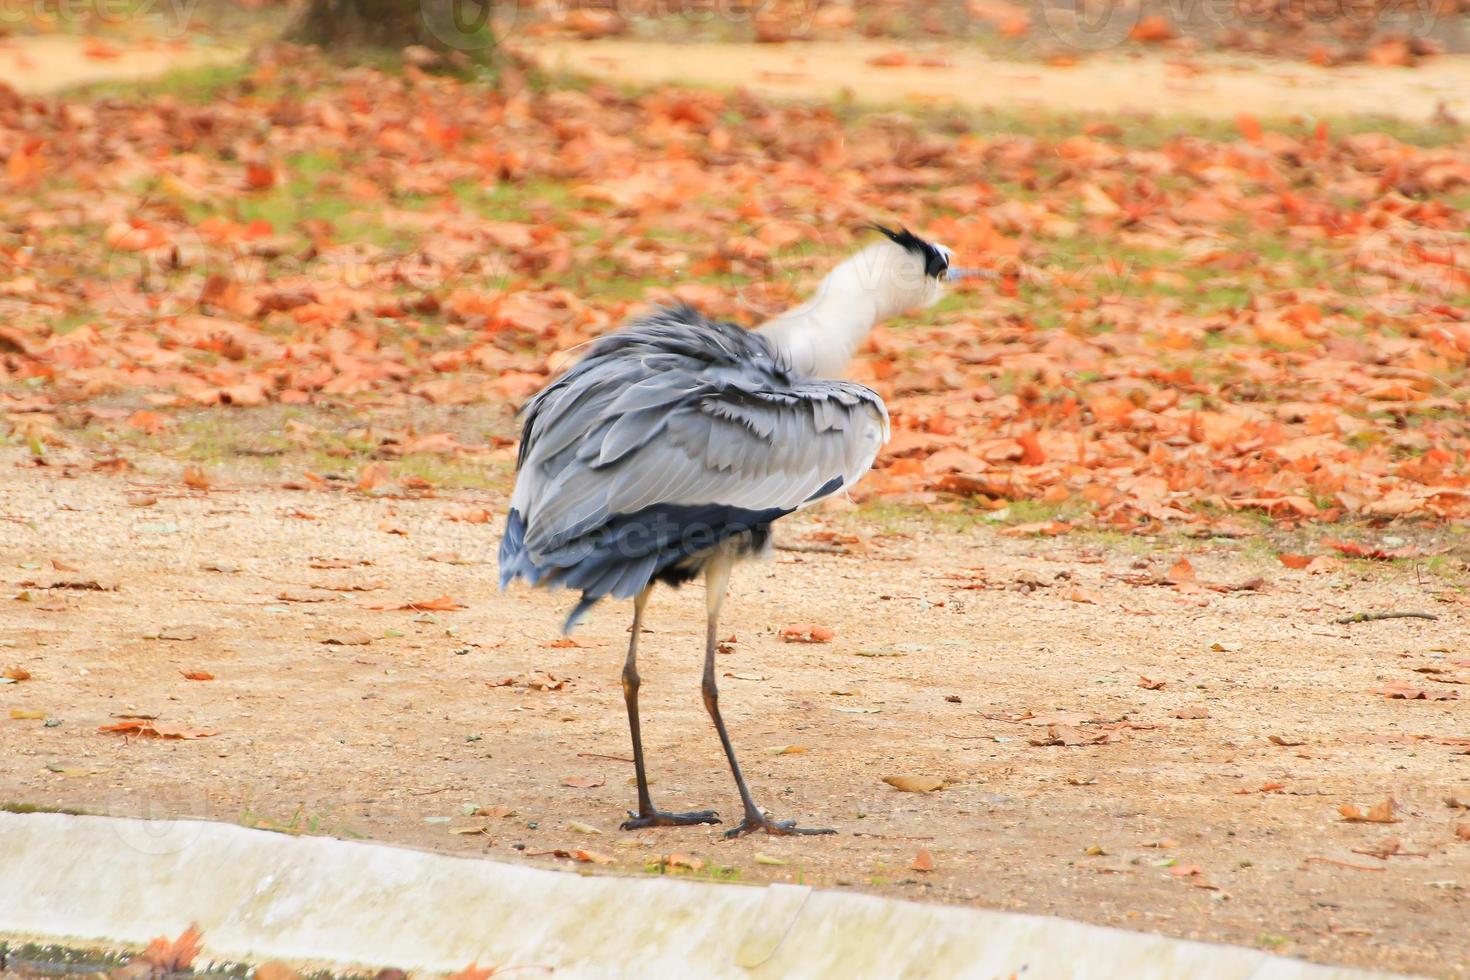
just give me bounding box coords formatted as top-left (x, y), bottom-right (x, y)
top-left (619, 587), bottom-right (721, 831)
top-left (700, 557), bottom-right (836, 839)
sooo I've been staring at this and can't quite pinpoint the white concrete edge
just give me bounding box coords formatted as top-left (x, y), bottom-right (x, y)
top-left (0, 813), bottom-right (1412, 979)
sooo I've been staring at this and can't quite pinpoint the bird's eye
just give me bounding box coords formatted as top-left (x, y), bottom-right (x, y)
top-left (925, 244), bottom-right (953, 280)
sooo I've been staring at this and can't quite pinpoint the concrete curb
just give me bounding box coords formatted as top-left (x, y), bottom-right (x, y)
top-left (0, 813), bottom-right (1407, 978)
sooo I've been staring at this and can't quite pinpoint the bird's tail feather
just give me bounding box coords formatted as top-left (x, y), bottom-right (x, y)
top-left (498, 508), bottom-right (535, 590)
top-left (505, 507), bottom-right (659, 632)
top-left (562, 594), bottom-right (600, 634)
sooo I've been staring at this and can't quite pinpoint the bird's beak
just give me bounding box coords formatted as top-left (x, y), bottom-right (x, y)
top-left (945, 266), bottom-right (995, 282)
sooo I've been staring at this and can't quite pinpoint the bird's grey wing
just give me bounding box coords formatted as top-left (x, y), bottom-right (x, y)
top-left (608, 381), bottom-right (886, 515)
top-left (525, 376), bottom-right (888, 561)
top-left (513, 368), bottom-right (708, 550)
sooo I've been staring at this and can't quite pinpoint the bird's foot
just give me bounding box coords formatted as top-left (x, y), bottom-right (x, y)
top-left (723, 813), bottom-right (836, 839)
top-left (620, 808), bottom-right (721, 831)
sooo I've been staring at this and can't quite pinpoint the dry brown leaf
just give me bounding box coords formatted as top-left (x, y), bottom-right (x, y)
top-left (1129, 14), bottom-right (1176, 41)
top-left (781, 623), bottom-right (834, 643)
top-left (883, 774), bottom-right (946, 793)
top-left (560, 775), bottom-right (605, 789)
top-left (472, 805), bottom-right (516, 818)
top-left (142, 923), bottom-right (203, 972)
top-left (1303, 855), bottom-right (1386, 872)
top-left (1233, 780), bottom-right (1285, 795)
top-left (276, 588), bottom-right (330, 604)
top-left (1339, 799), bottom-right (1398, 824)
top-left (1374, 682), bottom-right (1458, 701)
top-left (98, 720), bottom-right (218, 739)
top-left (321, 631), bottom-right (376, 646)
top-left (254, 964), bottom-right (303, 980)
top-left (444, 964), bottom-right (495, 980)
top-left (1029, 724), bottom-right (1113, 746)
top-left (1323, 539), bottom-right (1421, 561)
top-left (998, 521), bottom-right (1071, 538)
top-left (390, 595), bottom-right (466, 612)
top-left (665, 852), bottom-right (705, 871)
top-left (524, 847), bottom-right (614, 865)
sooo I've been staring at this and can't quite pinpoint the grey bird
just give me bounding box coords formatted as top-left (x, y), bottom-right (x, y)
top-left (500, 225), bottom-right (973, 837)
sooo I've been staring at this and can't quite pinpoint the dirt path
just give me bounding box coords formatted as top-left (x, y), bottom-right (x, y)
top-left (524, 38), bottom-right (1470, 121)
top-left (8, 31), bottom-right (1467, 124)
top-left (0, 35), bottom-right (238, 94)
top-left (1, 453), bottom-right (1466, 976)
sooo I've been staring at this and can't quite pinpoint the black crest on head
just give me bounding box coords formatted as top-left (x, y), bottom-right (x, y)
top-left (869, 224), bottom-right (948, 279)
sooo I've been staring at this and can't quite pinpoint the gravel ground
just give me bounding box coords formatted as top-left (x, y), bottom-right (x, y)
top-left (1, 450), bottom-right (1468, 977)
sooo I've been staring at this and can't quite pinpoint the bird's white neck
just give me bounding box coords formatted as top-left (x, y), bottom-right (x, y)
top-left (756, 243), bottom-right (916, 379)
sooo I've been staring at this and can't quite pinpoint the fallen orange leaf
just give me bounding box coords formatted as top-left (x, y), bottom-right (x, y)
top-left (98, 721), bottom-right (218, 739)
top-left (781, 624), bottom-right (834, 643)
top-left (393, 595), bottom-right (466, 612)
top-left (1339, 799), bottom-right (1397, 824)
top-left (142, 924), bottom-right (203, 972)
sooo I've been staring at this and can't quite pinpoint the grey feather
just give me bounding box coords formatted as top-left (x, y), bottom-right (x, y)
top-left (501, 305), bottom-right (889, 622)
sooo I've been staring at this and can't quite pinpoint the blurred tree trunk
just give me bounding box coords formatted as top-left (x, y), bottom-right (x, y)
top-left (291, 0), bottom-right (495, 58)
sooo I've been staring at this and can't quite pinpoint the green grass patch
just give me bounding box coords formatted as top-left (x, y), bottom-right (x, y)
top-left (68, 59), bottom-right (254, 104)
top-left (238, 803), bottom-right (365, 839)
top-left (1, 800), bottom-right (92, 816)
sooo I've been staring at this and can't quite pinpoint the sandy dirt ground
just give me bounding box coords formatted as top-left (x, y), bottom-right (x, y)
top-left (1, 450), bottom-right (1467, 976)
top-left (523, 38), bottom-right (1470, 122)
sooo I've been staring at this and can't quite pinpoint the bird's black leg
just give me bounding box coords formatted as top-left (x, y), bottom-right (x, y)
top-left (700, 557), bottom-right (836, 840)
top-left (619, 588), bottom-right (721, 831)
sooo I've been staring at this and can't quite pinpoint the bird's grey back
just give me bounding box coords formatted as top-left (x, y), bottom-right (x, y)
top-left (500, 306), bottom-right (888, 628)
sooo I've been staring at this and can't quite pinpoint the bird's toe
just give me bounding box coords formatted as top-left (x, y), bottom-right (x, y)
top-left (724, 815), bottom-right (836, 838)
top-left (621, 808), bottom-right (721, 830)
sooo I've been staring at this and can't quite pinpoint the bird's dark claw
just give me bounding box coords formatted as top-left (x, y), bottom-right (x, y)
top-left (620, 808), bottom-right (721, 831)
top-left (724, 815), bottom-right (837, 838)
